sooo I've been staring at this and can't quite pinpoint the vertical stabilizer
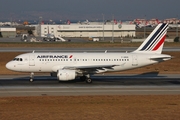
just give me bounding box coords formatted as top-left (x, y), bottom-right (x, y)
top-left (133, 23), bottom-right (168, 54)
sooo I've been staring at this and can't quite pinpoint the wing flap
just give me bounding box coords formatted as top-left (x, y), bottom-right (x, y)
top-left (63, 65), bottom-right (118, 70)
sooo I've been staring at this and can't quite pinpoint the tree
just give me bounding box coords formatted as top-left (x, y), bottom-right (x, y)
top-left (0, 32), bottom-right (2, 37)
top-left (28, 30), bottom-right (33, 35)
top-left (174, 37), bottom-right (179, 42)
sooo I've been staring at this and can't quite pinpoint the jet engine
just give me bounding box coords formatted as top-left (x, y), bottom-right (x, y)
top-left (57, 70), bottom-right (76, 81)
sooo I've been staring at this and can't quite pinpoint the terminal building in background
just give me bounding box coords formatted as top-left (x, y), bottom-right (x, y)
top-left (37, 21), bottom-right (136, 39)
top-left (0, 18), bottom-right (179, 40)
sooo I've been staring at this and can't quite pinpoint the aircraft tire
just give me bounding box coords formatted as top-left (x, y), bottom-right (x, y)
top-left (30, 78), bottom-right (33, 82)
top-left (86, 78), bottom-right (92, 84)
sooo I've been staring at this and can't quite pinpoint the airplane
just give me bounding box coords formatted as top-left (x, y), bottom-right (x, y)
top-left (43, 26), bottom-right (55, 41)
top-left (6, 23), bottom-right (171, 83)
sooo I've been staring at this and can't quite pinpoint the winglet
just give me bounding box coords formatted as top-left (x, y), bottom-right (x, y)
top-left (133, 23), bottom-right (169, 54)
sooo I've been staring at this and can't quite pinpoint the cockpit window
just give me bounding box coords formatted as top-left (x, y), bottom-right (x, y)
top-left (13, 58), bottom-right (23, 61)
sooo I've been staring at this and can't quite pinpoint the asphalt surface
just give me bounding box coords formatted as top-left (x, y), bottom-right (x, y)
top-left (0, 74), bottom-right (180, 97)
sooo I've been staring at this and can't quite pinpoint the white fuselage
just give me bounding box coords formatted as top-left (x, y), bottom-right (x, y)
top-left (6, 52), bottom-right (170, 74)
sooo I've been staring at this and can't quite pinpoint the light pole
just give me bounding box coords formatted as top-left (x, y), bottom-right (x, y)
top-left (38, 16), bottom-right (42, 37)
top-left (144, 15), bottom-right (146, 38)
top-left (102, 14), bottom-right (104, 41)
top-left (112, 15), bottom-right (114, 43)
top-left (176, 16), bottom-right (179, 37)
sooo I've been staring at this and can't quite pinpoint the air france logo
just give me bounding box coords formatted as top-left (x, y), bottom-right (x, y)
top-left (37, 55), bottom-right (69, 58)
top-left (69, 55), bottom-right (73, 58)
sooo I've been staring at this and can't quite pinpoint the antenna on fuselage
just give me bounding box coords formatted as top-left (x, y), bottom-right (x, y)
top-left (32, 50), bottom-right (35, 53)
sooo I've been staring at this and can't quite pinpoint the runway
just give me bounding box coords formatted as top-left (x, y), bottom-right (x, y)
top-left (0, 74), bottom-right (180, 97)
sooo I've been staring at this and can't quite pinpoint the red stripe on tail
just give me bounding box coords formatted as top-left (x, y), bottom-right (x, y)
top-left (152, 35), bottom-right (166, 51)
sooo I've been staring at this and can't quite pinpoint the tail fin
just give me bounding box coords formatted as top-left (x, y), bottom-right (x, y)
top-left (133, 23), bottom-right (168, 54)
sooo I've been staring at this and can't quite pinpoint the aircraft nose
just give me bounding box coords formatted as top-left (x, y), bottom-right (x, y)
top-left (6, 62), bottom-right (14, 71)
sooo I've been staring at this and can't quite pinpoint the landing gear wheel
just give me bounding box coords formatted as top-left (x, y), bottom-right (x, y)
top-left (86, 78), bottom-right (92, 84)
top-left (30, 72), bottom-right (34, 82)
top-left (30, 78), bottom-right (33, 82)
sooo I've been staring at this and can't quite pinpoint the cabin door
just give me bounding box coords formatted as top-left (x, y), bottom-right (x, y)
top-left (29, 55), bottom-right (35, 66)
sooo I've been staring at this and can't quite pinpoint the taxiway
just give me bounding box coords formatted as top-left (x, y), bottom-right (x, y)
top-left (0, 74), bottom-right (179, 97)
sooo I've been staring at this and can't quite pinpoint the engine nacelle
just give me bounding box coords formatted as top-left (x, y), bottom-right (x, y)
top-left (57, 70), bottom-right (76, 81)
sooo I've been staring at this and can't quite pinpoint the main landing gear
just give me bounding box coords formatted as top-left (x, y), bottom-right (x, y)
top-left (80, 75), bottom-right (92, 84)
top-left (30, 72), bottom-right (34, 82)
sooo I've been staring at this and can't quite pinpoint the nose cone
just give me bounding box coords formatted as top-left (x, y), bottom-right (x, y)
top-left (6, 61), bottom-right (14, 71)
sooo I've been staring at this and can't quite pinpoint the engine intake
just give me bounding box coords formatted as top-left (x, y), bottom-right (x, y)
top-left (57, 70), bottom-right (76, 81)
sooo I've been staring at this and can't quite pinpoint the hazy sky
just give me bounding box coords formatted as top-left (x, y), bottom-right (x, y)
top-left (0, 0), bottom-right (180, 21)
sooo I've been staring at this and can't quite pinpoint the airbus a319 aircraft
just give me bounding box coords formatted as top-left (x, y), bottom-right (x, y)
top-left (6, 23), bottom-right (171, 83)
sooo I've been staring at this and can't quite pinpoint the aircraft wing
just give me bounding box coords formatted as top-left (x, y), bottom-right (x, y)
top-left (52, 63), bottom-right (125, 73)
top-left (62, 64), bottom-right (119, 73)
top-left (64, 65), bottom-right (117, 69)
top-left (62, 63), bottom-right (126, 74)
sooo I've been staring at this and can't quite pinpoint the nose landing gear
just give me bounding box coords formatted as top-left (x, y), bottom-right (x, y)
top-left (30, 72), bottom-right (34, 82)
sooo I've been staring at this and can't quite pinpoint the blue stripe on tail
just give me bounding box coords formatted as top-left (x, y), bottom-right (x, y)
top-left (140, 23), bottom-right (166, 51)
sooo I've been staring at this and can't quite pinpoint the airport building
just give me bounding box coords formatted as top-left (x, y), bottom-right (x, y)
top-left (0, 27), bottom-right (16, 38)
top-left (38, 22), bottom-right (136, 38)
